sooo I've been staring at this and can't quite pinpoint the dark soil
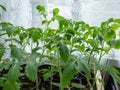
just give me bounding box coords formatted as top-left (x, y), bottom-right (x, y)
top-left (39, 65), bottom-right (95, 90)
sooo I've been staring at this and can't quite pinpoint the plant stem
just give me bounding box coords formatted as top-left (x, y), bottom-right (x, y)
top-left (87, 78), bottom-right (93, 90)
top-left (90, 87), bottom-right (93, 90)
top-left (97, 43), bottom-right (104, 64)
top-left (50, 72), bottom-right (53, 90)
top-left (88, 44), bottom-right (95, 65)
top-left (11, 35), bottom-right (13, 45)
top-left (57, 52), bottom-right (63, 90)
top-left (50, 52), bottom-right (53, 90)
top-left (36, 74), bottom-right (39, 90)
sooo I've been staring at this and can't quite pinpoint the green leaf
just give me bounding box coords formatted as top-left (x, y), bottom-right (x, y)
top-left (58, 41), bottom-right (70, 62)
top-left (3, 63), bottom-right (22, 90)
top-left (62, 61), bottom-right (78, 88)
top-left (31, 47), bottom-right (40, 59)
top-left (56, 15), bottom-right (64, 21)
top-left (51, 82), bottom-right (61, 87)
top-left (107, 18), bottom-right (114, 23)
top-left (5, 26), bottom-right (16, 37)
top-left (87, 39), bottom-right (95, 47)
top-left (42, 69), bottom-right (52, 81)
top-left (0, 44), bottom-right (6, 60)
top-left (114, 19), bottom-right (120, 24)
top-left (19, 32), bottom-right (27, 42)
top-left (28, 27), bottom-right (42, 42)
top-left (74, 44), bottom-right (85, 52)
top-left (98, 34), bottom-right (103, 42)
top-left (95, 64), bottom-right (105, 71)
top-left (110, 23), bottom-right (119, 30)
top-left (103, 47), bottom-right (110, 53)
top-left (53, 8), bottom-right (59, 16)
top-left (42, 20), bottom-right (47, 25)
top-left (84, 31), bottom-right (90, 39)
top-left (59, 19), bottom-right (69, 29)
top-left (0, 61), bottom-right (11, 71)
top-left (78, 59), bottom-right (91, 79)
top-left (108, 67), bottom-right (120, 84)
top-left (71, 83), bottom-right (85, 88)
top-left (10, 45), bottom-right (24, 60)
top-left (4, 81), bottom-right (21, 90)
top-left (32, 47), bottom-right (41, 54)
top-left (81, 24), bottom-right (89, 31)
top-left (101, 22), bottom-right (108, 29)
top-left (0, 4), bottom-right (6, 11)
top-left (6, 63), bottom-right (22, 82)
top-left (25, 61), bottom-right (38, 82)
top-left (12, 38), bottom-right (21, 44)
top-left (0, 22), bottom-right (13, 29)
top-left (104, 30), bottom-right (116, 42)
top-left (36, 5), bottom-right (45, 13)
top-left (65, 29), bottom-right (75, 40)
top-left (114, 39), bottom-right (120, 49)
top-left (0, 77), bottom-right (5, 87)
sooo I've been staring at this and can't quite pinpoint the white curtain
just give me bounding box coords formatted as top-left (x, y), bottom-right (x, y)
top-left (0, 0), bottom-right (32, 28)
top-left (0, 0), bottom-right (49, 28)
top-left (81, 0), bottom-right (120, 26)
top-left (0, 0), bottom-right (75, 28)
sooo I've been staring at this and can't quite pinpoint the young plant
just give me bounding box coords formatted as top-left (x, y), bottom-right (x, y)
top-left (0, 4), bottom-right (120, 90)
top-left (0, 22), bottom-right (39, 90)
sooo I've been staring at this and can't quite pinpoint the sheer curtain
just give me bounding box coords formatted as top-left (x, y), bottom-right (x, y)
top-left (0, 0), bottom-right (32, 28)
top-left (81, 0), bottom-right (120, 26)
top-left (0, 0), bottom-right (74, 28)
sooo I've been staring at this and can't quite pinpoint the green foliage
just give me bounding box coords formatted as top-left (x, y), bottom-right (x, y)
top-left (0, 77), bottom-right (5, 87)
top-left (0, 61), bottom-right (11, 71)
top-left (25, 61), bottom-right (38, 82)
top-left (4, 81), bottom-right (21, 90)
top-left (36, 5), bottom-right (45, 13)
top-left (98, 34), bottom-right (103, 43)
top-left (3, 63), bottom-right (22, 90)
top-left (62, 61), bottom-right (78, 88)
top-left (27, 27), bottom-right (42, 43)
top-left (0, 4), bottom-right (6, 11)
top-left (57, 41), bottom-right (70, 62)
top-left (114, 19), bottom-right (120, 24)
top-left (110, 23), bottom-right (119, 30)
top-left (53, 8), bottom-right (59, 16)
top-left (71, 83), bottom-right (85, 89)
top-left (59, 19), bottom-right (69, 29)
top-left (64, 29), bottom-right (75, 40)
top-left (108, 67), bottom-right (120, 84)
top-left (0, 5), bottom-right (120, 90)
top-left (41, 69), bottom-right (52, 81)
top-left (0, 44), bottom-right (5, 60)
top-left (114, 39), bottom-right (120, 49)
top-left (104, 30), bottom-right (116, 42)
top-left (6, 63), bottom-right (22, 83)
top-left (5, 26), bottom-right (17, 37)
top-left (101, 22), bottom-right (108, 29)
top-left (74, 44), bottom-right (85, 52)
top-left (10, 45), bottom-right (24, 60)
top-left (78, 58), bottom-right (91, 79)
